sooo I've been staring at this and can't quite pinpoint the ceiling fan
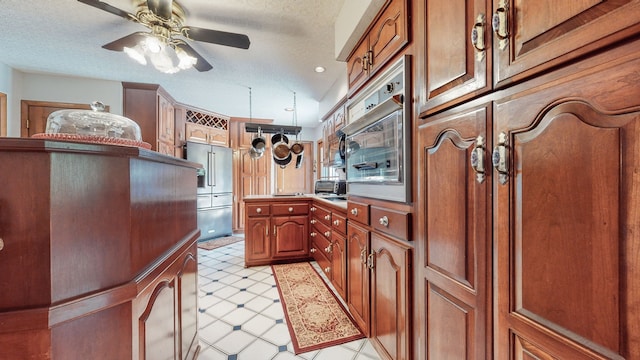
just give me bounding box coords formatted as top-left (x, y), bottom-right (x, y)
top-left (77, 0), bottom-right (251, 72)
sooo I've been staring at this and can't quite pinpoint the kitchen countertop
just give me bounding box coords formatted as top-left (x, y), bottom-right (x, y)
top-left (244, 194), bottom-right (348, 209)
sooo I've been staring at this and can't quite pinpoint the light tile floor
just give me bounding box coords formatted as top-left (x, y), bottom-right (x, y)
top-left (197, 240), bottom-right (381, 360)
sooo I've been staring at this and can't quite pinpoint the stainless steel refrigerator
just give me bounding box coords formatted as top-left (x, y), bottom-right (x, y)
top-left (185, 141), bottom-right (233, 241)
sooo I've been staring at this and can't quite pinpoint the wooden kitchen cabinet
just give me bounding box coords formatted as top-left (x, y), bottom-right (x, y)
top-left (369, 232), bottom-right (412, 360)
top-left (123, 82), bottom-right (177, 156)
top-left (346, 0), bottom-right (409, 93)
top-left (492, 0), bottom-right (640, 87)
top-left (417, 103), bottom-right (491, 359)
top-left (346, 221), bottom-right (371, 336)
top-left (423, 0), bottom-right (492, 114)
top-left (182, 108), bottom-right (230, 147)
top-left (0, 138), bottom-right (200, 360)
top-left (244, 198), bottom-right (310, 266)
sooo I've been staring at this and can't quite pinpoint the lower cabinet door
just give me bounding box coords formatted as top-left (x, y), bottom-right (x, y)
top-left (245, 217), bottom-right (271, 265)
top-left (346, 222), bottom-right (370, 336)
top-left (369, 232), bottom-right (411, 360)
top-left (272, 215), bottom-right (309, 258)
top-left (331, 232), bottom-right (347, 302)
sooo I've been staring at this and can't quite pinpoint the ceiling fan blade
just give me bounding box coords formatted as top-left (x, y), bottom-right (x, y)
top-left (102, 32), bottom-right (149, 51)
top-left (183, 27), bottom-right (250, 49)
top-left (175, 42), bottom-right (213, 72)
top-left (146, 0), bottom-right (173, 20)
top-left (77, 0), bottom-right (135, 21)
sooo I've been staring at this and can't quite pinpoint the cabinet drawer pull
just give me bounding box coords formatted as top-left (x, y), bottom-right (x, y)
top-left (324, 231), bottom-right (331, 237)
top-left (379, 216), bottom-right (389, 227)
top-left (333, 220), bottom-right (340, 226)
top-left (256, 207), bottom-right (262, 213)
top-left (324, 245), bottom-right (332, 253)
top-left (324, 215), bottom-right (331, 221)
top-left (0, 238), bottom-right (4, 252)
top-left (310, 207), bottom-right (316, 212)
top-left (310, 219), bottom-right (317, 224)
top-left (310, 232), bottom-right (317, 237)
top-left (288, 207), bottom-right (294, 213)
top-left (350, 208), bottom-right (358, 216)
top-left (310, 248), bottom-right (316, 253)
top-left (324, 267), bottom-right (331, 274)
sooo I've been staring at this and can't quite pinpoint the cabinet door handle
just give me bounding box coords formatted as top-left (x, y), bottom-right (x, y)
top-left (470, 135), bottom-right (486, 183)
top-left (470, 14), bottom-right (486, 61)
top-left (360, 249), bottom-right (367, 264)
top-left (362, 53), bottom-right (369, 72)
top-left (350, 208), bottom-right (358, 216)
top-left (379, 216), bottom-right (389, 227)
top-left (367, 253), bottom-right (375, 270)
top-left (491, 0), bottom-right (509, 50)
top-left (273, 225), bottom-right (277, 236)
top-left (492, 132), bottom-right (509, 185)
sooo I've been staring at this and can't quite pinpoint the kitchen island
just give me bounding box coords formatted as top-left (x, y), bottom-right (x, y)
top-left (0, 138), bottom-right (201, 360)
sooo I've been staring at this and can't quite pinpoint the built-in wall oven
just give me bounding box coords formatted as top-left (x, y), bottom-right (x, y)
top-left (342, 55), bottom-right (411, 203)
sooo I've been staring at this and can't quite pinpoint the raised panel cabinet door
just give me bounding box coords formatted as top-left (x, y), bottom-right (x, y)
top-left (346, 222), bottom-right (371, 336)
top-left (369, 0), bottom-right (409, 76)
top-left (185, 123), bottom-right (209, 144)
top-left (493, 51), bottom-right (640, 358)
top-left (245, 217), bottom-right (271, 262)
top-left (424, 0), bottom-right (491, 114)
top-left (272, 215), bottom-right (309, 258)
top-left (418, 103), bottom-right (491, 360)
top-left (139, 279), bottom-right (177, 360)
top-left (330, 232), bottom-right (347, 301)
top-left (493, 0), bottom-right (640, 87)
top-left (347, 38), bottom-right (371, 91)
top-left (370, 233), bottom-right (412, 360)
top-left (20, 101), bottom-right (95, 137)
top-left (178, 248), bottom-right (200, 359)
top-left (158, 94), bottom-right (175, 144)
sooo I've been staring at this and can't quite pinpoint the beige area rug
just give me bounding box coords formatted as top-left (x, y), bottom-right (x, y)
top-left (197, 236), bottom-right (244, 250)
top-left (271, 262), bottom-right (365, 354)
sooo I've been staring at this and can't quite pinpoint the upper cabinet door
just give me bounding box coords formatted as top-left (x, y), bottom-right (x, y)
top-left (347, 39), bottom-right (371, 91)
top-left (493, 0), bottom-right (640, 87)
top-left (424, 0), bottom-right (492, 115)
top-left (368, 0), bottom-right (409, 75)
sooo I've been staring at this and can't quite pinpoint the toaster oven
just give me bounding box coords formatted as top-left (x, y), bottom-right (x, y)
top-left (314, 180), bottom-right (347, 195)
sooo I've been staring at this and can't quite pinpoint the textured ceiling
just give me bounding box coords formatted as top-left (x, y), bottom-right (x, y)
top-left (0, 0), bottom-right (348, 128)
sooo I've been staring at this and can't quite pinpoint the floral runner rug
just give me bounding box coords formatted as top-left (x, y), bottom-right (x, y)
top-left (271, 262), bottom-right (365, 354)
top-left (197, 236), bottom-right (244, 251)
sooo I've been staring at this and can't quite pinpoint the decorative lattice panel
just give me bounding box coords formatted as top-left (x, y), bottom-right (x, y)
top-left (185, 110), bottom-right (229, 130)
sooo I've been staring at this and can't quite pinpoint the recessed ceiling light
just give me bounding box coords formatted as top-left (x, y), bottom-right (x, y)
top-left (314, 66), bottom-right (326, 73)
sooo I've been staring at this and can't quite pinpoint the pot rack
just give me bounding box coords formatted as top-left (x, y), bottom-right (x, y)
top-left (244, 123), bottom-right (301, 135)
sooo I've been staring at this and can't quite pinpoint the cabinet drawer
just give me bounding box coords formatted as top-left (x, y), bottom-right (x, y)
top-left (370, 206), bottom-right (411, 241)
top-left (272, 202), bottom-right (308, 216)
top-left (312, 219), bottom-right (332, 240)
top-left (310, 204), bottom-right (332, 226)
top-left (347, 201), bottom-right (369, 225)
top-left (331, 212), bottom-right (347, 235)
top-left (311, 242), bottom-right (332, 278)
top-left (310, 227), bottom-right (332, 259)
top-left (247, 204), bottom-right (270, 217)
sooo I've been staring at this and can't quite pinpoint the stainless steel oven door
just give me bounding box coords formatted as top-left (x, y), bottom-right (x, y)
top-left (346, 109), bottom-right (403, 184)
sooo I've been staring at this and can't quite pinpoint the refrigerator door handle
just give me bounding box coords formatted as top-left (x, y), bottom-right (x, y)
top-left (208, 151), bottom-right (216, 187)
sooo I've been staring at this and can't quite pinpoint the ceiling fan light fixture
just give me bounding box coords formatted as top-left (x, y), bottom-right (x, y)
top-left (123, 44), bottom-right (147, 65)
top-left (175, 46), bottom-right (197, 70)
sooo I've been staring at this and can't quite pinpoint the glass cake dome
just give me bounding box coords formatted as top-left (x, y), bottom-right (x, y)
top-left (46, 101), bottom-right (141, 140)
top-left (32, 101), bottom-right (151, 149)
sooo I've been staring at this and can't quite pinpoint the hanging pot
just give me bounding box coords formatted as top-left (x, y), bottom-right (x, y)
top-left (290, 141), bottom-right (304, 155)
top-left (273, 152), bottom-right (293, 168)
top-left (249, 146), bottom-right (264, 159)
top-left (272, 133), bottom-right (291, 160)
top-left (251, 128), bottom-right (266, 153)
top-left (338, 134), bottom-right (346, 161)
